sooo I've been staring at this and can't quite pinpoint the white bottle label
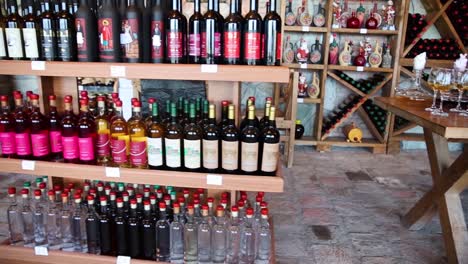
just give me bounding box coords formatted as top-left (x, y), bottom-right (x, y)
top-left (203, 139), bottom-right (218, 169)
top-left (22, 28), bottom-right (39, 58)
top-left (222, 140), bottom-right (238, 170)
top-left (5, 28), bottom-right (23, 58)
top-left (147, 137), bottom-right (163, 167)
top-left (241, 142), bottom-right (258, 172)
top-left (261, 142), bottom-right (279, 172)
top-left (165, 138), bottom-right (181, 168)
top-left (184, 139), bottom-right (201, 169)
top-left (0, 29), bottom-right (6, 57)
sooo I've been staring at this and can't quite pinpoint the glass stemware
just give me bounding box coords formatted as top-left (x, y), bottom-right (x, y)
top-left (434, 68), bottom-right (453, 117)
top-left (450, 69), bottom-right (468, 113)
top-left (460, 70), bottom-right (468, 117)
top-left (425, 67), bottom-right (441, 112)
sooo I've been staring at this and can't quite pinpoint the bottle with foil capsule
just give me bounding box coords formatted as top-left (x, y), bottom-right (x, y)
top-left (22, 0), bottom-right (41, 61)
top-left (259, 106), bottom-right (279, 176)
top-left (13, 93), bottom-right (32, 160)
top-left (218, 100), bottom-right (230, 130)
top-left (148, 102), bottom-right (165, 170)
top-left (151, 0), bottom-right (165, 63)
top-left (110, 100), bottom-right (130, 167)
top-left (97, 0), bottom-right (121, 62)
top-left (0, 95), bottom-right (16, 158)
top-left (128, 100), bottom-right (148, 169)
top-left (243, 0), bottom-right (262, 65)
top-left (188, 0), bottom-right (203, 64)
top-left (202, 104), bottom-right (219, 173)
top-left (47, 95), bottom-right (63, 161)
top-left (61, 95), bottom-right (79, 163)
top-left (164, 103), bottom-right (183, 170)
top-left (56, 0), bottom-right (77, 61)
top-left (183, 103), bottom-right (202, 172)
top-left (95, 96), bottom-right (111, 166)
top-left (5, 0), bottom-right (25, 60)
top-left (263, 0), bottom-right (281, 66)
top-left (240, 105), bottom-right (259, 174)
top-left (202, 0), bottom-right (223, 64)
top-left (221, 104), bottom-right (239, 173)
top-left (30, 94), bottom-right (50, 161)
top-left (75, 0), bottom-right (98, 61)
top-left (127, 200), bottom-right (141, 258)
top-left (166, 0), bottom-right (187, 63)
top-left (121, 0), bottom-right (143, 63)
top-left (223, 0), bottom-right (243, 65)
top-left (78, 99), bottom-right (96, 165)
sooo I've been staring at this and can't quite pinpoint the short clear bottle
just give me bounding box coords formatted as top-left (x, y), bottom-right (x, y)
top-left (33, 189), bottom-right (48, 247)
top-left (212, 205), bottom-right (227, 263)
top-left (46, 190), bottom-right (61, 250)
top-left (7, 187), bottom-right (23, 245)
top-left (226, 205), bottom-right (241, 264)
top-left (184, 204), bottom-right (198, 263)
top-left (198, 205), bottom-right (212, 263)
top-left (170, 202), bottom-right (184, 263)
top-left (240, 207), bottom-right (256, 263)
top-left (71, 194), bottom-right (87, 252)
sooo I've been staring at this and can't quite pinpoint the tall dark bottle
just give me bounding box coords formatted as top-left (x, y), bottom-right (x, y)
top-left (22, 0), bottom-right (41, 60)
top-left (39, 0), bottom-right (57, 61)
top-left (0, 13), bottom-right (8, 59)
top-left (165, 0), bottom-right (187, 63)
top-left (128, 199), bottom-right (141, 258)
top-left (188, 0), bottom-right (203, 63)
top-left (137, 0), bottom-right (151, 62)
top-left (56, 0), bottom-right (77, 61)
top-left (183, 103), bottom-right (202, 172)
top-left (240, 105), bottom-right (259, 174)
top-left (98, 0), bottom-right (121, 62)
top-left (202, 104), bottom-right (220, 173)
top-left (263, 0), bottom-right (281, 66)
top-left (141, 200), bottom-right (156, 260)
top-left (164, 103), bottom-right (183, 170)
top-left (75, 0), bottom-right (98, 61)
top-left (202, 0), bottom-right (222, 64)
top-left (223, 0), bottom-right (243, 64)
top-left (121, 0), bottom-right (143, 63)
top-left (5, 0), bottom-right (25, 60)
top-left (99, 197), bottom-right (112, 255)
top-left (221, 105), bottom-right (239, 173)
top-left (150, 0), bottom-right (165, 63)
top-left (114, 197), bottom-right (129, 256)
top-left (243, 0), bottom-right (262, 65)
top-left (259, 106), bottom-right (279, 176)
top-left (85, 195), bottom-right (100, 254)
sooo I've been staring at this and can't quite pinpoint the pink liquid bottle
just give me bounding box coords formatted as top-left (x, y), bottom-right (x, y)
top-left (13, 92), bottom-right (32, 160)
top-left (61, 95), bottom-right (79, 163)
top-left (30, 94), bottom-right (51, 161)
top-left (48, 95), bottom-right (63, 162)
top-left (0, 95), bottom-right (16, 158)
top-left (78, 98), bottom-right (97, 165)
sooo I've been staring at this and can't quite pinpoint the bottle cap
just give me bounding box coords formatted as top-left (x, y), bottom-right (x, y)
top-left (61, 192), bottom-right (68, 198)
top-left (133, 101), bottom-right (141, 107)
top-left (100, 196), bottom-right (107, 202)
top-left (202, 204), bottom-right (209, 210)
top-left (97, 96), bottom-right (105, 102)
top-left (111, 92), bottom-right (119, 99)
top-left (116, 197), bottom-right (123, 203)
top-left (261, 208), bottom-right (269, 216)
top-left (150, 194), bottom-right (156, 200)
top-left (130, 199), bottom-right (137, 205)
top-left (14, 93), bottom-right (22, 100)
top-left (143, 200), bottom-right (150, 206)
top-left (258, 191), bottom-right (265, 197)
top-left (21, 189), bottom-right (29, 195)
top-left (221, 192), bottom-right (229, 199)
top-left (47, 94), bottom-right (56, 100)
top-left (193, 193), bottom-right (200, 199)
top-left (30, 94), bottom-right (39, 100)
top-left (246, 207), bottom-right (254, 216)
top-left (74, 193), bottom-right (81, 199)
top-left (148, 98), bottom-right (155, 104)
top-left (0, 95), bottom-right (7, 101)
top-left (237, 200), bottom-right (245, 207)
top-left (47, 190), bottom-right (55, 196)
top-left (216, 205), bottom-right (224, 212)
top-left (266, 97), bottom-right (273, 101)
top-left (39, 182), bottom-right (46, 189)
top-left (173, 202), bottom-right (180, 208)
top-left (260, 201), bottom-right (268, 208)
top-left (87, 195), bottom-right (94, 201)
top-left (207, 197), bottom-right (214, 203)
top-left (80, 91), bottom-right (88, 98)
top-left (193, 198), bottom-right (200, 205)
top-left (197, 188), bottom-right (204, 194)
top-left (178, 197), bottom-right (185, 203)
top-left (221, 100), bottom-right (230, 106)
top-left (115, 100), bottom-right (123, 107)
top-left (296, 120), bottom-right (302, 124)
top-left (256, 196), bottom-right (263, 203)
top-left (231, 205), bottom-right (239, 212)
top-left (131, 98), bottom-right (138, 103)
top-left (159, 202), bottom-right (166, 209)
top-left (75, 188), bottom-right (82, 195)
top-left (8, 187), bottom-right (16, 195)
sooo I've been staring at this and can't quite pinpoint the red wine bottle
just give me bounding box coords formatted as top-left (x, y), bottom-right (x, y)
top-left (166, 0), bottom-right (187, 63)
top-left (223, 0), bottom-right (243, 65)
top-left (56, 0), bottom-right (77, 61)
top-left (188, 0), bottom-right (203, 63)
top-left (22, 0), bottom-right (41, 61)
top-left (5, 0), bottom-right (25, 60)
top-left (138, 0), bottom-right (152, 62)
top-left (263, 0), bottom-right (281, 66)
top-left (151, 0), bottom-right (165, 63)
top-left (75, 0), bottom-right (98, 61)
top-left (121, 0), bottom-right (143, 63)
top-left (39, 0), bottom-right (57, 61)
top-left (98, 0), bottom-right (121, 62)
top-left (243, 0), bottom-right (262, 65)
top-left (202, 0), bottom-right (222, 64)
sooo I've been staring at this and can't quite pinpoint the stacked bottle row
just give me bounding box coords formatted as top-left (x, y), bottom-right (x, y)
top-left (0, 0), bottom-right (282, 65)
top-left (335, 71), bottom-right (385, 94)
top-left (407, 38), bottom-right (462, 60)
top-left (321, 94), bottom-right (363, 134)
top-left (404, 13), bottom-right (427, 46)
top-left (442, 0), bottom-right (468, 46)
top-left (0, 91), bottom-right (280, 175)
top-left (362, 100), bottom-right (387, 135)
top-left (393, 116), bottom-right (410, 131)
top-left (7, 179), bottom-right (272, 262)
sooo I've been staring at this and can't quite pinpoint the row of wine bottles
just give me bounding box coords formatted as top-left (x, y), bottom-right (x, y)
top-left (404, 13), bottom-right (427, 45)
top-left (0, 0), bottom-right (282, 65)
top-left (407, 38), bottom-right (462, 60)
top-left (0, 91), bottom-right (280, 175)
top-left (443, 0), bottom-right (467, 46)
top-left (8, 179), bottom-right (272, 262)
top-left (335, 71), bottom-right (385, 94)
top-left (322, 94), bottom-right (363, 134)
top-left (362, 99), bottom-right (387, 135)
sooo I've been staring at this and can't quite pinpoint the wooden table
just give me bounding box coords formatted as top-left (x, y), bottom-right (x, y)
top-left (375, 97), bottom-right (468, 264)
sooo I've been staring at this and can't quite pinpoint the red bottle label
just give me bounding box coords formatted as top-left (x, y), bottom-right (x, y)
top-left (111, 138), bottom-right (127, 164)
top-left (167, 31), bottom-right (183, 58)
top-left (201, 32), bottom-right (221, 57)
top-left (78, 137), bottom-right (95, 161)
top-left (244, 32), bottom-right (261, 60)
top-left (130, 141), bottom-right (147, 166)
top-left (50, 131), bottom-right (63, 153)
top-left (189, 33), bottom-right (201, 56)
top-left (151, 20), bottom-right (164, 59)
top-left (0, 132), bottom-right (16, 154)
top-left (62, 136), bottom-right (79, 159)
top-left (98, 18), bottom-right (114, 59)
top-left (31, 131), bottom-right (50, 157)
top-left (97, 133), bottom-right (110, 157)
top-left (276, 32), bottom-right (282, 60)
top-left (15, 132), bottom-right (31, 156)
top-left (224, 31), bottom-right (240, 59)
top-left (121, 18), bottom-right (140, 59)
top-left (75, 18), bottom-right (87, 59)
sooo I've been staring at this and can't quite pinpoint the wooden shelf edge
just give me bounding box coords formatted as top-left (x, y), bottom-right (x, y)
top-left (331, 28), bottom-right (399, 35)
top-left (400, 58), bottom-right (455, 68)
top-left (0, 61), bottom-right (290, 83)
top-left (297, 98), bottom-right (321, 104)
top-left (328, 65), bottom-right (394, 73)
top-left (282, 63), bottom-right (325, 70)
top-left (283, 26), bottom-right (328, 33)
top-left (319, 137), bottom-right (385, 147)
top-left (393, 122), bottom-right (418, 136)
top-left (0, 159), bottom-right (284, 193)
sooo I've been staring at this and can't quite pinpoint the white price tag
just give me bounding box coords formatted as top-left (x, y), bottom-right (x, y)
top-left (116, 256), bottom-right (131, 264)
top-left (297, 98), bottom-right (304, 103)
top-left (207, 174), bottom-right (223, 185)
top-left (301, 26), bottom-right (309, 32)
top-left (110, 66), bottom-right (126, 77)
top-left (356, 66), bottom-right (364, 72)
top-left (34, 246), bottom-right (48, 256)
top-left (105, 167), bottom-right (121, 178)
top-left (201, 64), bottom-right (218, 73)
top-left (31, 61), bottom-right (46, 71)
top-left (300, 63), bottom-right (307, 69)
top-left (22, 160), bottom-right (35, 171)
top-left (359, 28), bottom-right (368, 34)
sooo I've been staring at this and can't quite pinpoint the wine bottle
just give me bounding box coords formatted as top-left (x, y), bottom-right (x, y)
top-left (0, 12), bottom-right (8, 59)
top-left (258, 97), bottom-right (272, 131)
top-left (121, 0), bottom-right (143, 63)
top-left (30, 94), bottom-right (50, 161)
top-left (151, 0), bottom-right (165, 63)
top-left (240, 97), bottom-right (259, 130)
top-left (166, 0), bottom-right (187, 63)
top-left (240, 105), bottom-right (259, 174)
top-left (223, 0), bottom-right (243, 65)
top-left (110, 100), bottom-right (130, 167)
top-left (138, 0), bottom-right (151, 62)
top-left (128, 101), bottom-right (148, 169)
top-left (263, 0), bottom-right (281, 66)
top-left (0, 95), bottom-right (16, 158)
top-left (221, 104), bottom-right (239, 173)
top-left (243, 0), bottom-right (262, 65)
top-left (165, 103), bottom-right (183, 170)
top-left (183, 103), bottom-right (202, 172)
top-left (95, 96), bottom-right (111, 166)
top-left (148, 102), bottom-right (165, 170)
top-left (5, 0), bottom-right (25, 60)
top-left (13, 93), bottom-right (31, 160)
top-left (202, 104), bottom-right (219, 172)
top-left (56, 0), bottom-right (77, 61)
top-left (218, 100), bottom-right (229, 130)
top-left (202, 0), bottom-right (223, 64)
top-left (98, 0), bottom-right (121, 62)
top-left (22, 0), bottom-right (41, 60)
top-left (61, 95), bottom-right (79, 163)
top-left (259, 106), bottom-right (279, 176)
top-left (188, 0), bottom-right (203, 63)
top-left (78, 99), bottom-right (96, 165)
top-left (75, 0), bottom-right (98, 61)
top-left (198, 99), bottom-right (209, 128)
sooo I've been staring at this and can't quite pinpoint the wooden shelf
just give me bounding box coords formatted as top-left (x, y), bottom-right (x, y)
top-left (320, 137), bottom-right (385, 147)
top-left (295, 136), bottom-right (318, 146)
top-left (283, 63), bottom-right (325, 70)
top-left (331, 28), bottom-right (399, 35)
top-left (328, 65), bottom-right (394, 73)
top-left (0, 60), bottom-right (290, 83)
top-left (400, 58), bottom-right (455, 68)
top-left (327, 71), bottom-right (366, 97)
top-left (0, 159), bottom-right (284, 193)
top-left (284, 26), bottom-right (328, 33)
top-left (297, 98), bottom-right (321, 104)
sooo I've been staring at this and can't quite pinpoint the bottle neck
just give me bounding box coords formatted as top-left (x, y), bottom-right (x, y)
top-left (172, 0), bottom-right (178, 11)
top-left (250, 0), bottom-right (257, 12)
top-left (159, 210), bottom-right (167, 220)
top-left (132, 107), bottom-right (142, 119)
top-left (60, 0), bottom-right (68, 11)
top-left (9, 195), bottom-right (16, 205)
top-left (98, 103), bottom-right (106, 116)
top-left (8, 1), bottom-right (18, 15)
top-left (230, 0), bottom-right (237, 14)
top-left (79, 0), bottom-right (88, 7)
top-left (269, 0), bottom-right (276, 12)
top-left (208, 0), bottom-right (214, 11)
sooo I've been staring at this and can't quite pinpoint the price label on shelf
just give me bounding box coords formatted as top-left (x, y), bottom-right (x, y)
top-left (110, 65), bottom-right (126, 77)
top-left (356, 66), bottom-right (364, 72)
top-left (34, 246), bottom-right (48, 256)
top-left (207, 174), bottom-right (223, 185)
top-left (297, 98), bottom-right (304, 103)
top-left (116, 256), bottom-right (131, 264)
top-left (22, 160), bottom-right (36, 171)
top-left (300, 63), bottom-right (307, 69)
top-left (105, 167), bottom-right (121, 178)
top-left (201, 64), bottom-right (218, 73)
top-left (301, 26), bottom-right (309, 32)
top-left (359, 28), bottom-right (368, 34)
top-left (31, 61), bottom-right (46, 71)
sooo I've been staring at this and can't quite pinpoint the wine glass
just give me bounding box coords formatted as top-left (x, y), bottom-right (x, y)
top-left (434, 68), bottom-right (453, 117)
top-left (460, 70), bottom-right (468, 117)
top-left (450, 69), bottom-right (467, 112)
top-left (425, 67), bottom-right (441, 112)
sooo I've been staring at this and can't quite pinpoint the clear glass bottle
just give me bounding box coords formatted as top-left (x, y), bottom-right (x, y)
top-left (212, 205), bottom-right (227, 263)
top-left (85, 195), bottom-right (100, 254)
top-left (184, 204), bottom-right (198, 263)
top-left (20, 189), bottom-right (34, 247)
top-left (240, 207), bottom-right (256, 263)
top-left (32, 189), bottom-right (48, 247)
top-left (170, 202), bottom-right (184, 263)
top-left (7, 187), bottom-right (23, 245)
top-left (71, 193), bottom-right (86, 252)
top-left (198, 205), bottom-right (212, 263)
top-left (46, 190), bottom-right (61, 250)
top-left (156, 202), bottom-right (171, 261)
top-left (256, 208), bottom-right (271, 262)
top-left (226, 205), bottom-right (241, 263)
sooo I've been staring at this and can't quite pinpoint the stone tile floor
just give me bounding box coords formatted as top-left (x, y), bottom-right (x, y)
top-left (0, 149), bottom-right (466, 264)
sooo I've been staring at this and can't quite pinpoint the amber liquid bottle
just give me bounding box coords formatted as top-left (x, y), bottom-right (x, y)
top-left (30, 94), bottom-right (50, 161)
top-left (0, 95), bottom-right (16, 158)
top-left (128, 101), bottom-right (148, 169)
top-left (61, 96), bottom-right (79, 163)
top-left (22, 0), bottom-right (41, 60)
top-left (183, 103), bottom-right (202, 172)
top-left (56, 0), bottom-right (77, 61)
top-left (110, 100), bottom-right (130, 167)
top-left (164, 103), bottom-right (183, 170)
top-left (148, 102), bottom-right (166, 170)
top-left (78, 99), bottom-right (96, 165)
top-left (5, 0), bottom-right (25, 60)
top-left (221, 104), bottom-right (239, 173)
top-left (48, 95), bottom-right (63, 162)
top-left (259, 97), bottom-right (272, 131)
top-left (202, 104), bottom-right (220, 173)
top-left (240, 105), bottom-right (259, 174)
top-left (259, 106), bottom-right (279, 176)
top-left (95, 96), bottom-right (111, 166)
